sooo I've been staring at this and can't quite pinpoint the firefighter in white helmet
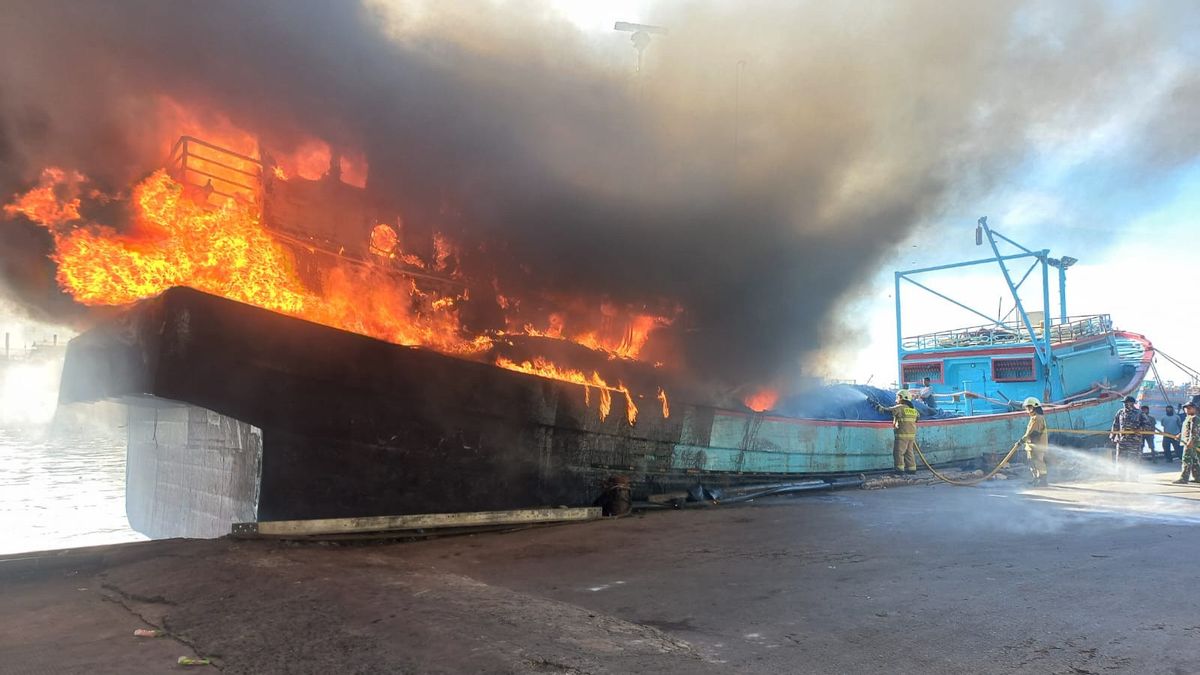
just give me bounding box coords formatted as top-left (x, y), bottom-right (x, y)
top-left (876, 389), bottom-right (920, 476)
top-left (1020, 397), bottom-right (1049, 486)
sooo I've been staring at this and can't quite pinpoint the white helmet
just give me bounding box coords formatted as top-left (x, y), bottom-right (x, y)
top-left (1023, 397), bottom-right (1041, 408)
top-left (897, 389), bottom-right (913, 402)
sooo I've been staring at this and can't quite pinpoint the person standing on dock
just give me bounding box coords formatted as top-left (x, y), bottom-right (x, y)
top-left (1140, 405), bottom-right (1158, 461)
top-left (1161, 405), bottom-right (1183, 462)
top-left (1172, 401), bottom-right (1200, 484)
top-left (1110, 395), bottom-right (1146, 481)
top-left (1020, 397), bottom-right (1049, 486)
top-left (876, 390), bottom-right (920, 476)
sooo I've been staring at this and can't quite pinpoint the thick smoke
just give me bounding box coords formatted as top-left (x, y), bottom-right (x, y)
top-left (0, 0), bottom-right (1195, 389)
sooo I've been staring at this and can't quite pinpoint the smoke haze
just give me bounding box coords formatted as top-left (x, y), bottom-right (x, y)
top-left (1, 0), bottom-right (1196, 388)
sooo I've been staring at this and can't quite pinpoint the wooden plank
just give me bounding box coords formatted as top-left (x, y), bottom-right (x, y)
top-left (233, 507), bottom-right (601, 537)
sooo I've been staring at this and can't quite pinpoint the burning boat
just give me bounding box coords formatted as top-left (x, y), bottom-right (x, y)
top-left (10, 137), bottom-right (1150, 539)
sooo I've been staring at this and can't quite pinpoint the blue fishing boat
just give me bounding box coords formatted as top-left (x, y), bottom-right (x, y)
top-left (669, 218), bottom-right (1151, 475)
top-left (57, 206), bottom-right (1150, 538)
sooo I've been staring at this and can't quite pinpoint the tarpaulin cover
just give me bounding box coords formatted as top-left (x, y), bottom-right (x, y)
top-left (772, 384), bottom-right (959, 421)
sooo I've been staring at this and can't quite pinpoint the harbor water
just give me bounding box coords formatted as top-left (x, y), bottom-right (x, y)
top-left (0, 357), bottom-right (143, 555)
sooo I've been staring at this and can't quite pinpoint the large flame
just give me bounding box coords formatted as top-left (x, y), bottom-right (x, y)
top-left (3, 105), bottom-right (677, 422)
top-left (9, 168), bottom-right (487, 354)
top-left (6, 156), bottom-right (673, 421)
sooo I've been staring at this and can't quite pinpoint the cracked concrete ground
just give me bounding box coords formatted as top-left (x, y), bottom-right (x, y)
top-left (3, 465), bottom-right (1200, 674)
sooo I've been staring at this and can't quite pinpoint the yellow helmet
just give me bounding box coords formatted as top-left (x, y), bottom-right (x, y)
top-left (1023, 397), bottom-right (1041, 408)
top-left (897, 389), bottom-right (913, 402)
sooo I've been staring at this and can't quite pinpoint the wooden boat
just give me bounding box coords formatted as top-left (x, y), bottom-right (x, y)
top-left (57, 275), bottom-right (1148, 539)
top-left (54, 143), bottom-right (1151, 538)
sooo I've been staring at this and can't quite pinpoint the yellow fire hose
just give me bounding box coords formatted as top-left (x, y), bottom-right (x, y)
top-left (914, 429), bottom-right (1180, 487)
top-left (913, 440), bottom-right (1023, 486)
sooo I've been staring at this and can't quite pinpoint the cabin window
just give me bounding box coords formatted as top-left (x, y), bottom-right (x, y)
top-left (992, 357), bottom-right (1036, 382)
top-left (902, 362), bottom-right (943, 384)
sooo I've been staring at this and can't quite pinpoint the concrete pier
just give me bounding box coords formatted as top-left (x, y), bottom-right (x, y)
top-left (4, 466), bottom-right (1199, 674)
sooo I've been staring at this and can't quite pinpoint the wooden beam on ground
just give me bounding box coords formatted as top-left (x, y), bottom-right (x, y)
top-left (232, 507), bottom-right (602, 537)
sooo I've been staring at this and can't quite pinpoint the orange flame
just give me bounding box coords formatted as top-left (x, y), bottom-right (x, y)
top-left (276, 138), bottom-right (331, 181)
top-left (3, 168), bottom-right (84, 226)
top-left (658, 387), bottom-right (670, 419)
top-left (744, 388), bottom-right (779, 413)
top-left (4, 114), bottom-right (675, 423)
top-left (6, 169), bottom-right (487, 354)
top-left (495, 356), bottom-right (639, 425)
top-left (515, 311), bottom-right (671, 361)
top-left (338, 151), bottom-right (369, 189)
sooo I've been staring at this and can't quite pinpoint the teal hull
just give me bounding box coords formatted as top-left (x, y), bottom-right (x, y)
top-left (670, 395), bottom-right (1125, 475)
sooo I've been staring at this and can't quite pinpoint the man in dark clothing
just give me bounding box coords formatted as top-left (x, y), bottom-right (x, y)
top-left (1111, 396), bottom-right (1146, 481)
top-left (1140, 405), bottom-right (1158, 461)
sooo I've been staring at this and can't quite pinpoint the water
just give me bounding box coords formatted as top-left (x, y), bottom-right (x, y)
top-left (0, 426), bottom-right (144, 555)
top-left (0, 357), bottom-right (144, 555)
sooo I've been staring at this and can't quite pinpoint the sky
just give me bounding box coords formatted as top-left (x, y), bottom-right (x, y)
top-left (2, 0), bottom-right (1198, 394)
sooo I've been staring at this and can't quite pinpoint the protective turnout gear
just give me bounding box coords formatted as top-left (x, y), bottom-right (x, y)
top-left (879, 402), bottom-right (920, 472)
top-left (897, 389), bottom-right (913, 402)
top-left (1023, 397), bottom-right (1042, 408)
top-left (1021, 410), bottom-right (1049, 484)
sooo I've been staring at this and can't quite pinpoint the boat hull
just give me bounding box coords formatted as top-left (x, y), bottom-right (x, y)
top-left (58, 288), bottom-right (1148, 538)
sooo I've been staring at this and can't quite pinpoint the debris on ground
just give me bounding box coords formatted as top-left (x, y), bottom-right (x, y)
top-left (861, 468), bottom-right (1018, 490)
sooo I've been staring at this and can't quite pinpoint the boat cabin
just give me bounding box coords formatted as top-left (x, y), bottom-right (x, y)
top-left (899, 314), bottom-right (1127, 415)
top-left (894, 218), bottom-right (1137, 416)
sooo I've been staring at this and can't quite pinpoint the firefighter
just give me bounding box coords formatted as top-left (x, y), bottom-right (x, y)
top-left (1110, 395), bottom-right (1146, 481)
top-left (1172, 401), bottom-right (1200, 484)
top-left (876, 389), bottom-right (920, 476)
top-left (1020, 397), bottom-right (1049, 486)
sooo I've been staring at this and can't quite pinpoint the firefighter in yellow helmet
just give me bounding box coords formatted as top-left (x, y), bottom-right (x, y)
top-left (1020, 397), bottom-right (1049, 486)
top-left (876, 389), bottom-right (920, 475)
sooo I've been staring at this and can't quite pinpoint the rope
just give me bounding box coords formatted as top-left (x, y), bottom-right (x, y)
top-left (913, 439), bottom-right (1022, 486)
top-left (1150, 359), bottom-right (1173, 409)
top-left (1155, 348), bottom-right (1200, 381)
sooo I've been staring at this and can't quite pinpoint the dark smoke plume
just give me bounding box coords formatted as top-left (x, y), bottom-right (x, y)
top-left (0, 0), bottom-right (1195, 389)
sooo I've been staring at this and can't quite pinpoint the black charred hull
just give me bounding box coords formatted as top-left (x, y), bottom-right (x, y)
top-left (60, 287), bottom-right (712, 538)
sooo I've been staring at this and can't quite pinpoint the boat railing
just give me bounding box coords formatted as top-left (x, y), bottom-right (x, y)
top-left (903, 314), bottom-right (1112, 351)
top-left (167, 136), bottom-right (263, 205)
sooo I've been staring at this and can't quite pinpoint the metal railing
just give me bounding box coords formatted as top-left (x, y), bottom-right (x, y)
top-left (902, 314), bottom-right (1112, 351)
top-left (167, 136), bottom-right (262, 202)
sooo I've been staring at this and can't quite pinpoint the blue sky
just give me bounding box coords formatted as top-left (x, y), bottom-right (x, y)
top-left (835, 155), bottom-right (1200, 387)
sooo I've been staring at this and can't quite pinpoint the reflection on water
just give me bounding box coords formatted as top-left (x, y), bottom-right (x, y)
top-left (0, 351), bottom-right (144, 555)
top-left (0, 424), bottom-right (144, 555)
